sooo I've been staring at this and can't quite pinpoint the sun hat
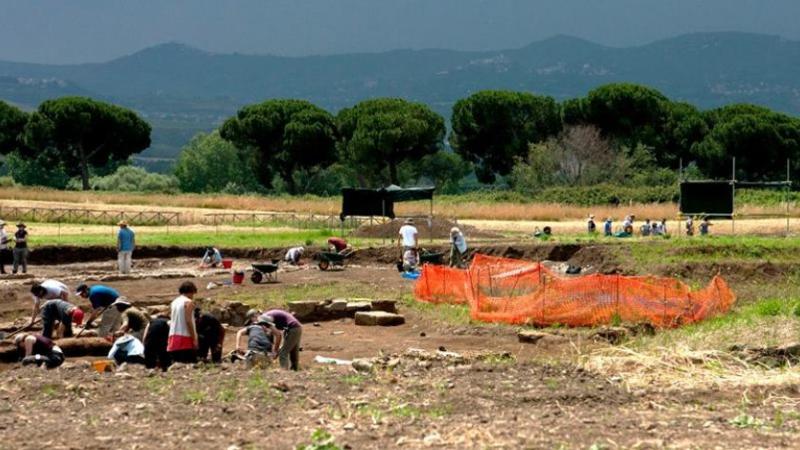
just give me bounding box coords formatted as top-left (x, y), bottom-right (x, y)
top-left (111, 298), bottom-right (132, 308)
top-left (118, 220), bottom-right (128, 226)
top-left (16, 222), bottom-right (25, 228)
top-left (257, 316), bottom-right (275, 327)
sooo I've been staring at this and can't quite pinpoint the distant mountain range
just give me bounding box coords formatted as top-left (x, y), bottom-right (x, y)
top-left (1, 32), bottom-right (798, 168)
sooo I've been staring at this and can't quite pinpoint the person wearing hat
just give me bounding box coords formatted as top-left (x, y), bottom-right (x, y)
top-left (108, 332), bottom-right (146, 366)
top-left (29, 279), bottom-right (70, 329)
top-left (199, 246), bottom-right (222, 268)
top-left (587, 215), bottom-right (597, 234)
top-left (39, 298), bottom-right (84, 339)
top-left (112, 298), bottom-right (150, 342)
top-left (235, 316), bottom-right (281, 369)
top-left (449, 227), bottom-right (468, 268)
top-left (284, 246), bottom-right (305, 266)
top-left (12, 222), bottom-right (28, 274)
top-left (0, 220), bottom-right (10, 274)
top-left (15, 333), bottom-right (65, 369)
top-left (117, 220), bottom-right (135, 274)
top-left (604, 218), bottom-right (613, 237)
top-left (76, 283), bottom-right (122, 339)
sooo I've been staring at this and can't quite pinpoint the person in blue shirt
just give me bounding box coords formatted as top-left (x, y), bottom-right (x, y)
top-left (117, 221), bottom-right (135, 274)
top-left (76, 283), bottom-right (122, 339)
top-left (603, 218), bottom-right (613, 237)
top-left (200, 246), bottom-right (223, 268)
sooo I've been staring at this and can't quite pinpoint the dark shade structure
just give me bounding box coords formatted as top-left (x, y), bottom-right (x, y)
top-left (340, 185), bottom-right (435, 220)
top-left (679, 181), bottom-right (734, 217)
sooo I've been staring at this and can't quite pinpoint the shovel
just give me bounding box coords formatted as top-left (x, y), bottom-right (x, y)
top-left (1, 318), bottom-right (41, 341)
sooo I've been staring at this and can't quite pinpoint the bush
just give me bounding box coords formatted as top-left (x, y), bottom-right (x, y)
top-left (83, 165), bottom-right (179, 193)
top-left (5, 150), bottom-right (70, 189)
top-left (0, 176), bottom-right (15, 187)
top-left (174, 131), bottom-right (259, 193)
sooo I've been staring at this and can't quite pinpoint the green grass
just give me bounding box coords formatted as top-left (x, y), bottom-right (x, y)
top-left (30, 229), bottom-right (348, 248)
top-left (629, 296), bottom-right (800, 351)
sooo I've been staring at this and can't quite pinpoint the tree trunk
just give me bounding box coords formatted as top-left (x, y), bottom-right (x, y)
top-left (78, 145), bottom-right (91, 190)
top-left (388, 160), bottom-right (398, 185)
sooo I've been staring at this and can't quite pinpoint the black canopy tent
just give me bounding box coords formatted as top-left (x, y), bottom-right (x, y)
top-left (340, 185), bottom-right (436, 240)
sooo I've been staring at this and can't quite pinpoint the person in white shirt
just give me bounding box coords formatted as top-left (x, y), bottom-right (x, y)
top-left (284, 246), bottom-right (305, 265)
top-left (449, 227), bottom-right (468, 268)
top-left (398, 218), bottom-right (418, 251)
top-left (29, 279), bottom-right (70, 328)
top-left (0, 221), bottom-right (9, 274)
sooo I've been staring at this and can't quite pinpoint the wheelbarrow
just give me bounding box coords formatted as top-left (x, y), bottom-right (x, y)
top-left (419, 251), bottom-right (445, 265)
top-left (251, 259), bottom-right (280, 284)
top-left (317, 252), bottom-right (347, 271)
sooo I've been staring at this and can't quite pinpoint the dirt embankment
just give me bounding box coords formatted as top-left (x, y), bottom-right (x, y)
top-left (352, 218), bottom-right (502, 239)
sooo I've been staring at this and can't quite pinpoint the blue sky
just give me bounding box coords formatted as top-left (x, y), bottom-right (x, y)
top-left (1, 0), bottom-right (797, 63)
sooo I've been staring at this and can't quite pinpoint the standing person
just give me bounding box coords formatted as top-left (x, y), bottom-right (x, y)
top-left (700, 218), bottom-right (712, 236)
top-left (143, 314), bottom-right (171, 370)
top-left (29, 279), bottom-right (70, 328)
top-left (167, 281), bottom-right (199, 364)
top-left (235, 316), bottom-right (281, 368)
top-left (660, 219), bottom-right (668, 235)
top-left (449, 227), bottom-right (468, 268)
top-left (195, 308), bottom-right (225, 364)
top-left (14, 333), bottom-right (65, 369)
top-left (117, 221), bottom-right (135, 274)
top-left (0, 221), bottom-right (10, 274)
top-left (39, 299), bottom-right (84, 339)
top-left (261, 309), bottom-right (302, 371)
top-left (685, 216), bottom-right (695, 236)
top-left (398, 218), bottom-right (418, 253)
top-left (587, 215), bottom-right (597, 234)
top-left (603, 218), bottom-right (613, 237)
top-left (113, 299), bottom-right (150, 342)
top-left (76, 284), bottom-right (121, 339)
top-left (12, 222), bottom-right (28, 274)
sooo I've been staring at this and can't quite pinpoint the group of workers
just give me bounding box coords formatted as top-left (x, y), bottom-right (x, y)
top-left (0, 221), bottom-right (29, 274)
top-left (397, 218), bottom-right (468, 271)
top-left (589, 214), bottom-right (712, 237)
top-left (14, 279), bottom-right (304, 371)
top-left (283, 236), bottom-right (355, 266)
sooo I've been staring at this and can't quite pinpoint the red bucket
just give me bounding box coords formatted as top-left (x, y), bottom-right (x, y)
top-left (222, 259), bottom-right (233, 269)
top-left (232, 271), bottom-right (245, 284)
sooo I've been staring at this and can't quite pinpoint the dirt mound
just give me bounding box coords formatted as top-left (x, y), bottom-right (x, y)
top-left (351, 218), bottom-right (501, 239)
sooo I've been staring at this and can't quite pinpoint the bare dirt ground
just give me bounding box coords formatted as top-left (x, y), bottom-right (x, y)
top-left (0, 252), bottom-right (798, 449)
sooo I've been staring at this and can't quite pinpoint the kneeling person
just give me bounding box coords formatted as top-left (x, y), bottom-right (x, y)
top-left (113, 299), bottom-right (150, 342)
top-left (15, 333), bottom-right (65, 369)
top-left (235, 317), bottom-right (281, 368)
top-left (108, 333), bottom-right (146, 366)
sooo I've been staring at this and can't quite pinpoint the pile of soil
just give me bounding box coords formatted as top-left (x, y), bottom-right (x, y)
top-left (351, 218), bottom-right (501, 239)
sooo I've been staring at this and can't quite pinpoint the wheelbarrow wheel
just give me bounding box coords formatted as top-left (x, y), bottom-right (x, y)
top-left (318, 260), bottom-right (330, 271)
top-left (251, 271), bottom-right (264, 284)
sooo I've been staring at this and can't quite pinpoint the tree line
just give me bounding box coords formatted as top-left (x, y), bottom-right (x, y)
top-left (1, 83), bottom-right (799, 196)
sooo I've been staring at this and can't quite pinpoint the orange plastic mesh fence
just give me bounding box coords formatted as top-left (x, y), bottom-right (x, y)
top-left (414, 254), bottom-right (735, 328)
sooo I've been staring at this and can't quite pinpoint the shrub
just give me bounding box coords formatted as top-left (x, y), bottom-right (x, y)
top-left (87, 165), bottom-right (179, 193)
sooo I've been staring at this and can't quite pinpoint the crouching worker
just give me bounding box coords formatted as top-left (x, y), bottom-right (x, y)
top-left (262, 309), bottom-right (302, 371)
top-left (200, 246), bottom-right (222, 268)
top-left (108, 333), bottom-right (146, 366)
top-left (195, 308), bottom-right (225, 364)
top-left (29, 279), bottom-right (70, 329)
top-left (284, 246), bottom-right (305, 266)
top-left (113, 299), bottom-right (150, 342)
top-left (143, 314), bottom-right (171, 371)
top-left (235, 316), bottom-right (281, 368)
top-left (15, 333), bottom-right (64, 369)
top-left (401, 248), bottom-right (418, 273)
top-left (40, 299), bottom-right (84, 339)
top-left (327, 237), bottom-right (353, 256)
top-left (76, 284), bottom-right (122, 339)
